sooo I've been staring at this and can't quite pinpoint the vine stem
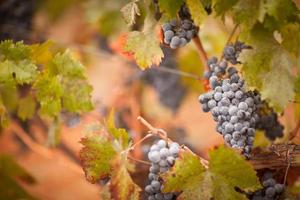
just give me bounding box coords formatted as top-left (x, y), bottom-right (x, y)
top-left (192, 35), bottom-right (209, 71)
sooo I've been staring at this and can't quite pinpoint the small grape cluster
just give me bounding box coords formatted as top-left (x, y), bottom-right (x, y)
top-left (256, 102), bottom-right (284, 141)
top-left (199, 56), bottom-right (260, 156)
top-left (145, 139), bottom-right (180, 200)
top-left (249, 172), bottom-right (284, 200)
top-left (223, 41), bottom-right (251, 64)
top-left (162, 17), bottom-right (198, 49)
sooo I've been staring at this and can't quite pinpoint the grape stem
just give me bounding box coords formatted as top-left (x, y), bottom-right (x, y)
top-left (192, 35), bottom-right (209, 71)
top-left (138, 116), bottom-right (209, 168)
top-left (127, 155), bottom-right (152, 165)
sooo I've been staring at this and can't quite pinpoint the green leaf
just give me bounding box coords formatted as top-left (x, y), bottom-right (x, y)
top-left (158, 0), bottom-right (184, 18)
top-left (209, 147), bottom-right (261, 195)
top-left (79, 135), bottom-right (117, 183)
top-left (232, 0), bottom-right (266, 29)
top-left (0, 83), bottom-right (18, 111)
top-left (163, 147), bottom-right (261, 200)
top-left (0, 40), bottom-right (31, 61)
top-left (34, 74), bottom-right (63, 117)
top-left (17, 95), bottom-right (36, 120)
top-left (281, 23), bottom-right (300, 56)
top-left (106, 110), bottom-right (130, 149)
top-left (265, 0), bottom-right (299, 23)
top-left (30, 40), bottom-right (54, 65)
top-left (212, 0), bottom-right (239, 16)
top-left (0, 60), bottom-right (37, 84)
top-left (0, 155), bottom-right (36, 200)
top-left (260, 50), bottom-right (294, 111)
top-left (186, 0), bottom-right (207, 27)
top-left (125, 30), bottom-right (163, 69)
top-left (50, 50), bottom-right (85, 78)
top-left (163, 151), bottom-right (206, 199)
top-left (61, 78), bottom-right (93, 113)
top-left (121, 0), bottom-right (141, 26)
top-left (241, 25), bottom-right (295, 112)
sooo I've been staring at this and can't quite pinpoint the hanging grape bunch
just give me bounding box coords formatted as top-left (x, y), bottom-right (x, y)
top-left (199, 41), bottom-right (261, 157)
top-left (223, 41), bottom-right (252, 65)
top-left (161, 6), bottom-right (198, 49)
top-left (145, 139), bottom-right (180, 200)
top-left (255, 101), bottom-right (284, 141)
top-left (248, 172), bottom-right (284, 200)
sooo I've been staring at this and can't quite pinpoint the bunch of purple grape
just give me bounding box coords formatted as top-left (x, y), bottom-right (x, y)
top-left (256, 102), bottom-right (284, 141)
top-left (223, 41), bottom-right (251, 64)
top-left (145, 139), bottom-right (180, 200)
top-left (249, 172), bottom-right (284, 200)
top-left (162, 18), bottom-right (198, 49)
top-left (199, 56), bottom-right (260, 157)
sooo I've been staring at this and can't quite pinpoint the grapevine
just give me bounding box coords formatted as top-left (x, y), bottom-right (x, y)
top-left (1, 0), bottom-right (300, 200)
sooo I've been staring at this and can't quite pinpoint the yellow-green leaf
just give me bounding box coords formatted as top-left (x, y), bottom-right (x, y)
top-left (110, 157), bottom-right (141, 200)
top-left (121, 0), bottom-right (141, 26)
top-left (163, 147), bottom-right (261, 200)
top-left (186, 0), bottom-right (207, 27)
top-left (158, 0), bottom-right (184, 18)
top-left (125, 31), bottom-right (163, 69)
top-left (79, 135), bottom-right (117, 183)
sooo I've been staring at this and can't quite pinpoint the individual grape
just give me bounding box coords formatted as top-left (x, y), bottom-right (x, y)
top-left (208, 99), bottom-right (217, 109)
top-left (274, 184), bottom-right (284, 193)
top-left (159, 148), bottom-right (170, 158)
top-left (157, 139), bottom-right (167, 148)
top-left (148, 151), bottom-right (161, 163)
top-left (180, 38), bottom-right (187, 47)
top-left (228, 106), bottom-right (238, 115)
top-left (170, 36), bottom-right (181, 49)
top-left (162, 23), bottom-right (172, 31)
top-left (265, 187), bottom-right (276, 197)
top-left (169, 142), bottom-right (180, 155)
top-left (164, 30), bottom-right (174, 40)
top-left (238, 102), bottom-right (248, 111)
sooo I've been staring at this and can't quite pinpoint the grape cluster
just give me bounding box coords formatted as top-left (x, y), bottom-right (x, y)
top-left (162, 18), bottom-right (198, 49)
top-left (199, 56), bottom-right (260, 156)
top-left (223, 41), bottom-right (251, 64)
top-left (0, 0), bottom-right (35, 42)
top-left (142, 47), bottom-right (186, 112)
top-left (249, 172), bottom-right (284, 200)
top-left (256, 104), bottom-right (284, 141)
top-left (145, 139), bottom-right (180, 200)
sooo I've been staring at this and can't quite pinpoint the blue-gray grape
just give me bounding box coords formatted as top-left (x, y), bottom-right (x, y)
top-left (145, 140), bottom-right (179, 200)
top-left (161, 5), bottom-right (198, 49)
